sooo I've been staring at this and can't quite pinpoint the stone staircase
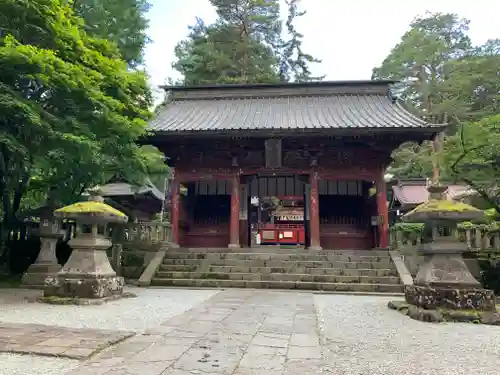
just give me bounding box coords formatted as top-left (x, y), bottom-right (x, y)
top-left (151, 248), bottom-right (403, 294)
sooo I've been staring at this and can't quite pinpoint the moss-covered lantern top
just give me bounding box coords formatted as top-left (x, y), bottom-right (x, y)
top-left (403, 185), bottom-right (484, 223)
top-left (54, 195), bottom-right (128, 224)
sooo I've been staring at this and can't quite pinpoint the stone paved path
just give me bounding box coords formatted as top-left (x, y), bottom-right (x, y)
top-left (0, 322), bottom-right (133, 359)
top-left (2, 289), bottom-right (499, 375)
top-left (64, 290), bottom-right (500, 375)
top-left (68, 290), bottom-right (324, 375)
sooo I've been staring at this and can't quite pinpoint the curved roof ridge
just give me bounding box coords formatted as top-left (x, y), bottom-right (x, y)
top-left (149, 94), bottom-right (447, 133)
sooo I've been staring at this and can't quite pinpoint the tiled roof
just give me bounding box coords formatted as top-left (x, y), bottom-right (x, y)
top-left (149, 81), bottom-right (444, 133)
top-left (99, 182), bottom-right (164, 201)
top-left (392, 182), bottom-right (473, 206)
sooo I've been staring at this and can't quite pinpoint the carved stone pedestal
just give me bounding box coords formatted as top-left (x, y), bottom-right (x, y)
top-left (44, 234), bottom-right (124, 299)
top-left (22, 230), bottom-right (61, 289)
top-left (404, 284), bottom-right (496, 311)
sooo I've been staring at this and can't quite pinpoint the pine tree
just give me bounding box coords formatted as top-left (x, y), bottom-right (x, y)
top-left (278, 0), bottom-right (323, 82)
top-left (172, 0), bottom-right (322, 85)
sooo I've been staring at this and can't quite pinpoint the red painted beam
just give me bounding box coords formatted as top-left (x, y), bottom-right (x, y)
top-left (376, 170), bottom-right (389, 249)
top-left (228, 173), bottom-right (240, 248)
top-left (309, 171), bottom-right (322, 250)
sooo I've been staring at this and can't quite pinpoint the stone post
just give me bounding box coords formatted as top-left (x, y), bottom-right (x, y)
top-left (22, 216), bottom-right (62, 289)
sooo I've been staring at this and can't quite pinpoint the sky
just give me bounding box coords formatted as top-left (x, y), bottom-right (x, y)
top-left (144, 0), bottom-right (500, 98)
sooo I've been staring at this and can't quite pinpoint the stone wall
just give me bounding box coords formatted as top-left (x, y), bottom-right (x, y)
top-left (107, 242), bottom-right (162, 280)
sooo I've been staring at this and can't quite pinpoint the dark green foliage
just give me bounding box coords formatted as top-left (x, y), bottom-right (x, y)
top-left (172, 0), bottom-right (323, 85)
top-left (71, 0), bottom-right (152, 67)
top-left (0, 0), bottom-right (168, 265)
top-left (374, 12), bottom-right (500, 213)
top-left (478, 255), bottom-right (500, 294)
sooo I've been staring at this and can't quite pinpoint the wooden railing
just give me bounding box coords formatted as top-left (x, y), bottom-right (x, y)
top-left (117, 222), bottom-right (172, 243)
top-left (390, 224), bottom-right (500, 251)
top-left (3, 221), bottom-right (172, 245)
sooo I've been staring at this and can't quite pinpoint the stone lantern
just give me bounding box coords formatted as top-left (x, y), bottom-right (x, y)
top-left (402, 184), bottom-right (496, 311)
top-left (44, 194), bottom-right (128, 300)
top-left (21, 205), bottom-right (64, 288)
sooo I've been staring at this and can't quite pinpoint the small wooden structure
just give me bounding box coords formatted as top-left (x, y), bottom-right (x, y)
top-left (147, 81), bottom-right (445, 250)
top-left (99, 180), bottom-right (165, 221)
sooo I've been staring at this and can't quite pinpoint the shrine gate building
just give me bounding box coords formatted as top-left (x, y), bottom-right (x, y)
top-left (147, 80), bottom-right (445, 250)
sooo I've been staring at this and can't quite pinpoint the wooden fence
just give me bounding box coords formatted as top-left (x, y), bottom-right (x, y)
top-left (390, 226), bottom-right (500, 252)
top-left (2, 220), bottom-right (172, 245)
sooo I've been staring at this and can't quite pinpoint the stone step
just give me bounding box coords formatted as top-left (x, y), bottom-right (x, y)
top-left (169, 248), bottom-right (391, 256)
top-left (154, 271), bottom-right (401, 284)
top-left (196, 266), bottom-right (398, 277)
top-left (150, 278), bottom-right (404, 293)
top-left (159, 264), bottom-right (198, 272)
top-left (161, 259), bottom-right (395, 269)
top-left (163, 252), bottom-right (391, 262)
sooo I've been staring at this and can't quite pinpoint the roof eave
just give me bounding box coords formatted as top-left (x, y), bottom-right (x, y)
top-left (159, 79), bottom-right (399, 92)
top-left (144, 125), bottom-right (446, 140)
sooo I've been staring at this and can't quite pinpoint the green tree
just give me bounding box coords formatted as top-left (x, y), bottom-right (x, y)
top-left (172, 0), bottom-right (322, 85)
top-left (373, 12), bottom-right (471, 123)
top-left (0, 0), bottom-right (166, 253)
top-left (376, 12), bottom-right (500, 188)
top-left (278, 0), bottom-right (323, 82)
top-left (70, 0), bottom-right (152, 67)
top-left (439, 39), bottom-right (500, 122)
top-left (444, 116), bottom-right (500, 212)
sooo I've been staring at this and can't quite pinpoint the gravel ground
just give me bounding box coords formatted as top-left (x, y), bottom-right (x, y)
top-left (0, 354), bottom-right (80, 375)
top-left (315, 294), bottom-right (500, 375)
top-left (0, 287), bottom-right (219, 331)
top-left (3, 289), bottom-right (500, 374)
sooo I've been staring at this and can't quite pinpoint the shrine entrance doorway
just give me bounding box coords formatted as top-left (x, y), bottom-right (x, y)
top-left (242, 174), bottom-right (308, 248)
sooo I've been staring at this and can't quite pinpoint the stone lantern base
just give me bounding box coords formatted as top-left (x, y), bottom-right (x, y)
top-left (43, 234), bottom-right (124, 299)
top-left (44, 274), bottom-right (125, 299)
top-left (22, 263), bottom-right (62, 289)
top-left (404, 285), bottom-right (496, 311)
top-left (22, 237), bottom-right (61, 289)
top-left (404, 243), bottom-right (497, 312)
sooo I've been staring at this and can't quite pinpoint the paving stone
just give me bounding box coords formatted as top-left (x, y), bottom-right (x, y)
top-left (251, 333), bottom-right (289, 348)
top-left (233, 369), bottom-right (284, 375)
top-left (172, 347), bottom-right (241, 374)
top-left (290, 333), bottom-right (320, 347)
top-left (282, 359), bottom-right (333, 375)
top-left (0, 322), bottom-right (134, 359)
top-left (238, 345), bottom-right (286, 370)
top-left (287, 345), bottom-right (322, 359)
top-left (101, 361), bottom-right (173, 375)
top-left (129, 343), bottom-right (190, 362)
top-left (160, 369), bottom-right (221, 375)
top-left (166, 329), bottom-right (206, 338)
top-left (98, 342), bottom-right (152, 359)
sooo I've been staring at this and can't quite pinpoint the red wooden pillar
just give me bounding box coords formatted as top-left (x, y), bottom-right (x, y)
top-left (170, 177), bottom-right (180, 248)
top-left (229, 173), bottom-right (240, 248)
top-left (309, 171), bottom-right (322, 250)
top-left (376, 171), bottom-right (389, 249)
